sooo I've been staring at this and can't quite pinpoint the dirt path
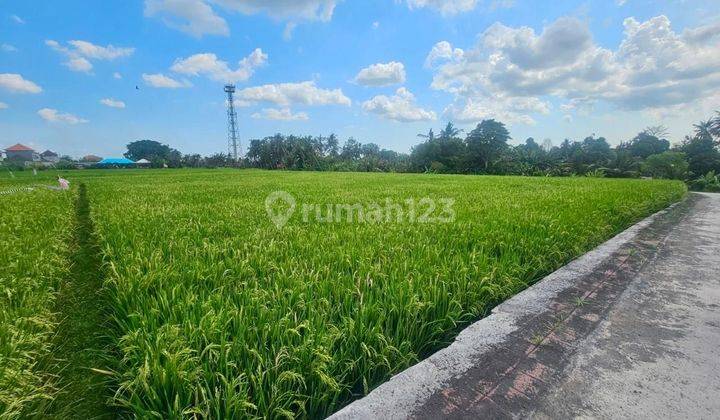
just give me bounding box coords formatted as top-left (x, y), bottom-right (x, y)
top-left (33, 184), bottom-right (116, 418)
top-left (331, 192), bottom-right (720, 419)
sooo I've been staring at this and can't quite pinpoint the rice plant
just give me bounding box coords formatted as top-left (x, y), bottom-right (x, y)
top-left (76, 169), bottom-right (685, 418)
top-left (0, 189), bottom-right (72, 418)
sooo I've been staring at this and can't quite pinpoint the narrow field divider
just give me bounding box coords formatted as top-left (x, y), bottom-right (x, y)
top-left (31, 183), bottom-right (119, 418)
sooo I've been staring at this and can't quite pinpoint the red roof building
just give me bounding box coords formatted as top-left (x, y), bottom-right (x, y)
top-left (4, 143), bottom-right (39, 162)
top-left (5, 143), bottom-right (35, 152)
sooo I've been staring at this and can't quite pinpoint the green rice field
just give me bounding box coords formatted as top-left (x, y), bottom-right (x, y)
top-left (0, 169), bottom-right (686, 418)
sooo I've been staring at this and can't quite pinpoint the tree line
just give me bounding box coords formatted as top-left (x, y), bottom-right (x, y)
top-left (11, 112), bottom-right (718, 191)
top-left (238, 112), bottom-right (720, 191)
top-left (122, 111), bottom-right (720, 191)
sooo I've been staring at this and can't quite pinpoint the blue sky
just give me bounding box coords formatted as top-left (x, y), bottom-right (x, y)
top-left (1, 0), bottom-right (719, 158)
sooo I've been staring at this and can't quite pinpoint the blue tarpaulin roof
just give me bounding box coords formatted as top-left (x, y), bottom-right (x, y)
top-left (98, 158), bottom-right (135, 165)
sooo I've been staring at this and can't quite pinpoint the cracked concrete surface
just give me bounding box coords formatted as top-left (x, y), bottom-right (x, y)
top-left (527, 192), bottom-right (720, 419)
top-left (330, 193), bottom-right (720, 419)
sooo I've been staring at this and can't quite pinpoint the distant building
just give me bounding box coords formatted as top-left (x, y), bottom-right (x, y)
top-left (97, 157), bottom-right (135, 167)
top-left (4, 143), bottom-right (40, 162)
top-left (81, 155), bottom-right (103, 163)
top-left (40, 150), bottom-right (60, 163)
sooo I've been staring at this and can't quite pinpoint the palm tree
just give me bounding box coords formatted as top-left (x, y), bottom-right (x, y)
top-left (439, 122), bottom-right (463, 140)
top-left (643, 125), bottom-right (669, 139)
top-left (694, 119), bottom-right (714, 140)
top-left (710, 111), bottom-right (720, 138)
top-left (417, 128), bottom-right (435, 141)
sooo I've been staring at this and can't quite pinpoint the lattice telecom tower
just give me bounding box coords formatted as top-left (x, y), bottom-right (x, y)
top-left (224, 84), bottom-right (239, 162)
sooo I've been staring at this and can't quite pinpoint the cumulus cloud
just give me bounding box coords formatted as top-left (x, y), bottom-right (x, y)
top-left (38, 108), bottom-right (88, 124)
top-left (427, 15), bottom-right (720, 124)
top-left (251, 108), bottom-right (309, 120)
top-left (113, 72), bottom-right (123, 79)
top-left (1, 43), bottom-right (17, 52)
top-left (444, 97), bottom-right (550, 125)
top-left (404, 0), bottom-right (479, 15)
top-left (238, 81), bottom-right (351, 106)
top-left (145, 0), bottom-right (338, 37)
top-left (142, 73), bottom-right (192, 88)
top-left (0, 102), bottom-right (8, 109)
top-left (66, 57), bottom-right (93, 72)
top-left (354, 61), bottom-right (406, 87)
top-left (425, 41), bottom-right (464, 68)
top-left (0, 73), bottom-right (42, 93)
top-left (362, 87), bottom-right (436, 122)
top-left (67, 40), bottom-right (135, 59)
top-left (100, 98), bottom-right (126, 108)
top-left (46, 39), bottom-right (134, 73)
top-left (145, 0), bottom-right (229, 37)
top-left (212, 0), bottom-right (337, 21)
top-left (170, 48), bottom-right (267, 82)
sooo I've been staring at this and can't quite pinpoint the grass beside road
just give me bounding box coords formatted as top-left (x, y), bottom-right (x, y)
top-left (0, 169), bottom-right (688, 418)
top-left (80, 170), bottom-right (686, 418)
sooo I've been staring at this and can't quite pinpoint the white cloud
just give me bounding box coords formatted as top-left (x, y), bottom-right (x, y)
top-left (372, 21), bottom-right (380, 29)
top-left (38, 108), bottom-right (88, 124)
top-left (354, 61), bottom-right (406, 87)
top-left (142, 73), bottom-right (192, 88)
top-left (283, 22), bottom-right (297, 40)
top-left (66, 40), bottom-right (135, 60)
top-left (682, 20), bottom-right (720, 45)
top-left (212, 0), bottom-right (338, 21)
top-left (46, 39), bottom-right (134, 73)
top-left (66, 57), bottom-right (93, 72)
top-left (10, 15), bottom-right (25, 24)
top-left (251, 108), bottom-right (309, 120)
top-left (100, 98), bottom-right (126, 108)
top-left (425, 41), bottom-right (464, 67)
top-left (0, 102), bottom-right (8, 109)
top-left (1, 43), bottom-right (17, 52)
top-left (238, 81), bottom-right (351, 106)
top-left (0, 73), bottom-right (42, 94)
top-left (144, 0), bottom-right (338, 37)
top-left (113, 72), bottom-right (123, 79)
top-left (404, 0), bottom-right (480, 15)
top-left (427, 15), bottom-right (720, 125)
top-left (144, 0), bottom-right (229, 37)
top-left (444, 96), bottom-right (550, 125)
top-left (170, 48), bottom-right (267, 82)
top-left (362, 87), bottom-right (436, 122)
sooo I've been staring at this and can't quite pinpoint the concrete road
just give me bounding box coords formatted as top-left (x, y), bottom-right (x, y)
top-left (331, 193), bottom-right (720, 419)
top-left (525, 193), bottom-right (720, 419)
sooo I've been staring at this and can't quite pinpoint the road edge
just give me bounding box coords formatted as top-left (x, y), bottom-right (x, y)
top-left (328, 196), bottom-right (690, 420)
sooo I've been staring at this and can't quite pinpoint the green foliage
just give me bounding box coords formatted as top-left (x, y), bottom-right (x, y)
top-left (246, 135), bottom-right (407, 172)
top-left (73, 169), bottom-right (684, 418)
top-left (674, 130), bottom-right (720, 178)
top-left (0, 189), bottom-right (72, 417)
top-left (124, 139), bottom-right (182, 167)
top-left (464, 119), bottom-right (511, 172)
top-left (585, 168), bottom-right (606, 178)
top-left (642, 151), bottom-right (689, 180)
top-left (688, 171), bottom-right (720, 192)
top-left (620, 131), bottom-right (670, 159)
